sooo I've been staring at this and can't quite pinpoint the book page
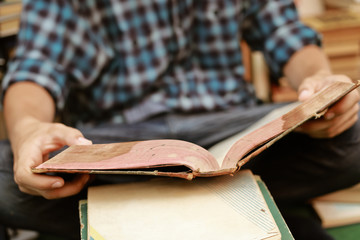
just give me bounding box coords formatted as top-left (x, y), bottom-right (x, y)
top-left (87, 170), bottom-right (280, 240)
top-left (208, 102), bottom-right (300, 167)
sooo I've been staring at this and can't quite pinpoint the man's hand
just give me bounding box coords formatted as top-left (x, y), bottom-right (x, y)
top-left (3, 82), bottom-right (93, 199)
top-left (12, 118), bottom-right (93, 199)
top-left (296, 74), bottom-right (360, 138)
top-left (11, 118), bottom-right (93, 199)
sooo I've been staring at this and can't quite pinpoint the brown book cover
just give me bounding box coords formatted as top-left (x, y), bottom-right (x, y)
top-left (33, 80), bottom-right (360, 180)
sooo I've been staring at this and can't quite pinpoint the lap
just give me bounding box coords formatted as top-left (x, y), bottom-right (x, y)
top-left (1, 102), bottom-right (360, 237)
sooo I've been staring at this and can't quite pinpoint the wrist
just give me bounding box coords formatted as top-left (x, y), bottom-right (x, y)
top-left (8, 117), bottom-right (43, 149)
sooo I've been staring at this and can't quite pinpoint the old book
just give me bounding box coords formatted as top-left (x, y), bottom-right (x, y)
top-left (79, 173), bottom-right (295, 240)
top-left (324, 0), bottom-right (360, 11)
top-left (312, 200), bottom-right (360, 228)
top-left (302, 11), bottom-right (360, 32)
top-left (301, 10), bottom-right (360, 81)
top-left (311, 183), bottom-right (360, 228)
top-left (0, 0), bottom-right (22, 37)
top-left (86, 170), bottom-right (286, 240)
top-left (0, 0), bottom-right (22, 16)
top-left (33, 80), bottom-right (360, 180)
top-left (0, 14), bottom-right (20, 37)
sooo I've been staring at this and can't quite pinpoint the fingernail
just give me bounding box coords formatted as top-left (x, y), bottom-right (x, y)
top-left (52, 182), bottom-right (63, 188)
top-left (76, 137), bottom-right (92, 145)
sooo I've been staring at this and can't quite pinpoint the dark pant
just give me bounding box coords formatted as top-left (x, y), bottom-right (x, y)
top-left (1, 103), bottom-right (360, 239)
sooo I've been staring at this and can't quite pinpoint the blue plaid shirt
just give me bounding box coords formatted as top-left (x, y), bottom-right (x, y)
top-left (2, 0), bottom-right (320, 126)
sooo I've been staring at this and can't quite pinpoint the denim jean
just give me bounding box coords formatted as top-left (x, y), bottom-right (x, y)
top-left (1, 103), bottom-right (360, 239)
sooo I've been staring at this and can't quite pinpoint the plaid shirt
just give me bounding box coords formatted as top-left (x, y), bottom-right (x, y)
top-left (2, 0), bottom-right (320, 126)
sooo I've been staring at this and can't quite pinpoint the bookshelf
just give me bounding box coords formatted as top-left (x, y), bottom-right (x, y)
top-left (302, 10), bottom-right (360, 82)
top-left (0, 0), bottom-right (21, 140)
top-left (0, 0), bottom-right (22, 37)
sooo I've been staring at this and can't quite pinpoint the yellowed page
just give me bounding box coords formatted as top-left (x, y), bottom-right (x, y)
top-left (208, 103), bottom-right (300, 167)
top-left (87, 170), bottom-right (280, 240)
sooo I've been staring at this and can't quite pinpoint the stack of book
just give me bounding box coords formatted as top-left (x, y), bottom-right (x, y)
top-left (0, 0), bottom-right (22, 38)
top-left (302, 10), bottom-right (360, 81)
top-left (324, 0), bottom-right (360, 11)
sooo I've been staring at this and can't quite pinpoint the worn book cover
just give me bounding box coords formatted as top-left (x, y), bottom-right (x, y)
top-left (33, 80), bottom-right (360, 179)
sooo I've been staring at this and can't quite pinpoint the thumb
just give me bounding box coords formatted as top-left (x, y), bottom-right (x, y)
top-left (74, 136), bottom-right (93, 146)
top-left (52, 124), bottom-right (92, 147)
top-left (298, 88), bottom-right (314, 102)
top-left (298, 81), bottom-right (316, 102)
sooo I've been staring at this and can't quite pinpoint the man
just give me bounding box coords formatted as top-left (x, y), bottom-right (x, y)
top-left (1, 0), bottom-right (360, 239)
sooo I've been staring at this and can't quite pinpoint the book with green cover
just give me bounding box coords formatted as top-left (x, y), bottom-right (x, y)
top-left (79, 170), bottom-right (294, 240)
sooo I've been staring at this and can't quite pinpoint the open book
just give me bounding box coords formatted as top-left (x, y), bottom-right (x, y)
top-left (33, 80), bottom-right (360, 179)
top-left (86, 170), bottom-right (284, 240)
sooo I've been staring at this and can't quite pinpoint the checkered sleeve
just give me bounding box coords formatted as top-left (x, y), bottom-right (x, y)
top-left (1, 0), bottom-right (108, 110)
top-left (242, 0), bottom-right (321, 78)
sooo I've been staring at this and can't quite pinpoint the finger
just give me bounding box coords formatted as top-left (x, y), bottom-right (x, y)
top-left (324, 106), bottom-right (359, 138)
top-left (311, 114), bottom-right (358, 139)
top-left (297, 76), bottom-right (327, 101)
top-left (299, 104), bottom-right (359, 138)
top-left (41, 174), bottom-right (90, 199)
top-left (17, 174), bottom-right (65, 196)
top-left (15, 167), bottom-right (65, 196)
top-left (296, 118), bottom-right (330, 134)
top-left (298, 84), bottom-right (316, 102)
top-left (14, 142), bottom-right (66, 195)
top-left (41, 124), bottom-right (92, 153)
top-left (324, 92), bottom-right (360, 120)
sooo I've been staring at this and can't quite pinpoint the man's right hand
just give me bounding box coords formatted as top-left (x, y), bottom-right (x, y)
top-left (3, 82), bottom-right (92, 199)
top-left (12, 118), bottom-right (92, 199)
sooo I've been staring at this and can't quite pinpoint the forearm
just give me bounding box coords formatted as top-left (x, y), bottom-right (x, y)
top-left (3, 81), bottom-right (91, 198)
top-left (3, 81), bottom-right (56, 143)
top-left (283, 45), bottom-right (332, 90)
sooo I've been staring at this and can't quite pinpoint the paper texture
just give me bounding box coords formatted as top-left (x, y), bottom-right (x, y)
top-left (87, 170), bottom-right (280, 240)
